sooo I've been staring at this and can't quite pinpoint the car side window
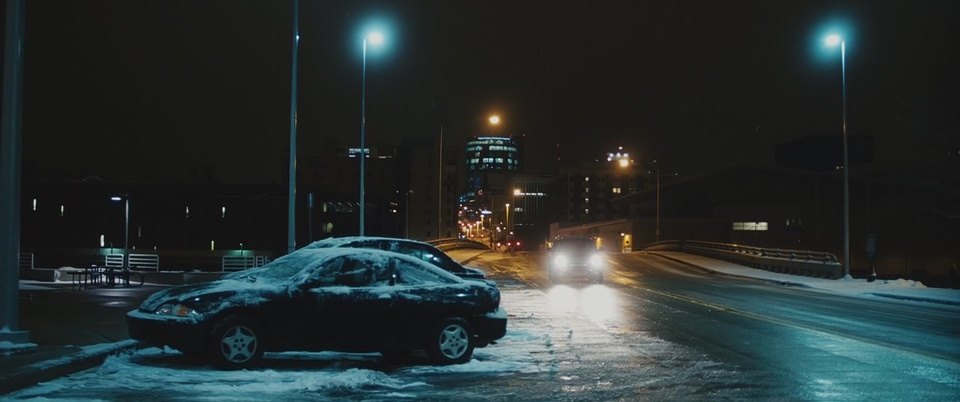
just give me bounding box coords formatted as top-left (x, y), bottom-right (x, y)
top-left (420, 245), bottom-right (465, 273)
top-left (333, 257), bottom-right (374, 287)
top-left (301, 257), bottom-right (343, 286)
top-left (395, 259), bottom-right (458, 286)
top-left (389, 242), bottom-right (424, 260)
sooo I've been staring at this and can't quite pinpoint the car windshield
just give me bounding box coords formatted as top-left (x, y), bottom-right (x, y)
top-left (554, 238), bottom-right (597, 253)
top-left (224, 248), bottom-right (347, 282)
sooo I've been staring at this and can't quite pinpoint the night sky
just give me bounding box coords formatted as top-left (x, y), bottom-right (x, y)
top-left (9, 0), bottom-right (959, 184)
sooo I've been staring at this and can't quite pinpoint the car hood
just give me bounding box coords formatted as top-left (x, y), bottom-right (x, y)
top-left (139, 277), bottom-right (284, 313)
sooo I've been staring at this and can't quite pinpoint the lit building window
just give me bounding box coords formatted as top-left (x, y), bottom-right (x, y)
top-left (100, 234), bottom-right (105, 248)
top-left (32, 198), bottom-right (37, 211)
top-left (60, 205), bottom-right (65, 217)
top-left (221, 206), bottom-right (227, 218)
top-left (732, 222), bottom-right (768, 231)
top-left (612, 187), bottom-right (621, 194)
top-left (185, 206), bottom-right (190, 219)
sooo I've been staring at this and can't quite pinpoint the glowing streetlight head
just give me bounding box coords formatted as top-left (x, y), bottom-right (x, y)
top-left (110, 196), bottom-right (122, 202)
top-left (825, 34), bottom-right (842, 47)
top-left (488, 115), bottom-right (501, 125)
top-left (367, 31), bottom-right (384, 45)
top-left (618, 159), bottom-right (630, 168)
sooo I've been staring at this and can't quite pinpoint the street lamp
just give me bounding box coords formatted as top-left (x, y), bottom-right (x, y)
top-left (286, 0), bottom-right (300, 254)
top-left (110, 195), bottom-right (129, 270)
top-left (359, 30), bottom-right (384, 237)
top-left (825, 33), bottom-right (851, 279)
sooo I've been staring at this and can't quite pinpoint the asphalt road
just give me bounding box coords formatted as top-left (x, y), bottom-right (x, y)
top-left (7, 251), bottom-right (959, 401)
top-left (479, 251), bottom-right (960, 400)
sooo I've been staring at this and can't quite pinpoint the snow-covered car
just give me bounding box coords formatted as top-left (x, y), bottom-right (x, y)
top-left (306, 236), bottom-right (488, 280)
top-left (547, 237), bottom-right (605, 283)
top-left (126, 247), bottom-right (507, 368)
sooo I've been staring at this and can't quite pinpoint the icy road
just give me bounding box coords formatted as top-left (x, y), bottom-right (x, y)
top-left (7, 250), bottom-right (959, 401)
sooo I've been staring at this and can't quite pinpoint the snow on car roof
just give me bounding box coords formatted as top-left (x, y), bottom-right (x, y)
top-left (228, 246), bottom-right (463, 286)
top-left (304, 236), bottom-right (432, 249)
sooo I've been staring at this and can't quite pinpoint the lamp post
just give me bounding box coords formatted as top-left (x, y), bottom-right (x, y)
top-left (286, 0), bottom-right (300, 254)
top-left (826, 33), bottom-right (851, 279)
top-left (110, 196), bottom-right (129, 270)
top-left (358, 31), bottom-right (384, 237)
top-left (650, 160), bottom-right (661, 242)
top-left (505, 203), bottom-right (511, 236)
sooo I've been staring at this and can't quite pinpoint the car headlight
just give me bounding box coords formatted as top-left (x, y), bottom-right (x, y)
top-left (589, 253), bottom-right (603, 268)
top-left (553, 254), bottom-right (570, 270)
top-left (155, 302), bottom-right (199, 318)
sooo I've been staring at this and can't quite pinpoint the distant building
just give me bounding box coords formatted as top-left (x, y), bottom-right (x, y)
top-left (301, 139), bottom-right (402, 239)
top-left (552, 149), bottom-right (647, 223)
top-left (398, 136), bottom-right (460, 240)
top-left (461, 135), bottom-right (525, 239)
top-left (465, 136), bottom-right (522, 172)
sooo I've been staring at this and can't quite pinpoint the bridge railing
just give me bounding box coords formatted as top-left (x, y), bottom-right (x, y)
top-left (641, 240), bottom-right (842, 279)
top-left (429, 237), bottom-right (490, 252)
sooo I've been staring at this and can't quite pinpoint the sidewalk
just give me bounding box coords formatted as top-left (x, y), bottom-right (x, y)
top-left (648, 251), bottom-right (960, 307)
top-left (0, 280), bottom-right (157, 395)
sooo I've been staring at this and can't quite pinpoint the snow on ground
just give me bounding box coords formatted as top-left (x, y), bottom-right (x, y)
top-left (4, 320), bottom-right (554, 401)
top-left (650, 251), bottom-right (960, 306)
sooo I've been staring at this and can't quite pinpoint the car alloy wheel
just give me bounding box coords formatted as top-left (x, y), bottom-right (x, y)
top-left (210, 315), bottom-right (263, 368)
top-left (428, 317), bottom-right (474, 365)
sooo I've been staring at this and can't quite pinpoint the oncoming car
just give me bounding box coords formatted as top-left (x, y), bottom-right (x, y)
top-left (126, 247), bottom-right (507, 368)
top-left (547, 237), bottom-right (606, 283)
top-left (306, 237), bottom-right (488, 280)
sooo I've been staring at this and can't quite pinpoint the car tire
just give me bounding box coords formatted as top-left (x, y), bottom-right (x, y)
top-left (427, 317), bottom-right (474, 365)
top-left (208, 315), bottom-right (264, 369)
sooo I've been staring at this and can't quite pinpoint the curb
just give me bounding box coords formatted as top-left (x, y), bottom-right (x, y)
top-left (869, 292), bottom-right (960, 307)
top-left (0, 339), bottom-right (141, 395)
top-left (648, 251), bottom-right (813, 288)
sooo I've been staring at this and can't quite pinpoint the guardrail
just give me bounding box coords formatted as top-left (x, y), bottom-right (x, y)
top-left (429, 237), bottom-right (490, 252)
top-left (222, 255), bottom-right (268, 272)
top-left (641, 240), bottom-right (842, 279)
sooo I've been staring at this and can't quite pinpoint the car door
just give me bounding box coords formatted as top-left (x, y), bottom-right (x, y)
top-left (309, 254), bottom-right (398, 350)
top-left (389, 257), bottom-right (465, 343)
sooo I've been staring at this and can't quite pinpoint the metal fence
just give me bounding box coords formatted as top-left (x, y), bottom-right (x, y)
top-left (105, 253), bottom-right (160, 271)
top-left (19, 252), bottom-right (33, 269)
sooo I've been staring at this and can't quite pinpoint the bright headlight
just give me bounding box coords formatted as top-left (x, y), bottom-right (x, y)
top-left (155, 303), bottom-right (199, 317)
top-left (553, 254), bottom-right (570, 269)
top-left (589, 253), bottom-right (603, 268)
